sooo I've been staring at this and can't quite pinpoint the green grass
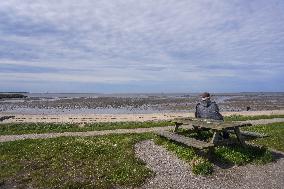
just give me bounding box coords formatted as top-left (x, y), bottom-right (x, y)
top-left (213, 145), bottom-right (273, 165)
top-left (211, 122), bottom-right (284, 165)
top-left (224, 114), bottom-right (284, 121)
top-left (0, 126), bottom-right (278, 188)
top-left (1, 119), bottom-right (282, 186)
top-left (0, 133), bottom-right (154, 188)
top-left (242, 122), bottom-right (284, 152)
top-left (0, 121), bottom-right (173, 135)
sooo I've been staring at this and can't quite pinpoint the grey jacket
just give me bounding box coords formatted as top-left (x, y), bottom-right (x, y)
top-left (195, 100), bottom-right (223, 120)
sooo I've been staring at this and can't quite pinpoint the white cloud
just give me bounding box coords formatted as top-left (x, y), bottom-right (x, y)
top-left (0, 0), bottom-right (283, 91)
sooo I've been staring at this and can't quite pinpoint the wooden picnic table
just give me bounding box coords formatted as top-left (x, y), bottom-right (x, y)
top-left (172, 118), bottom-right (252, 146)
top-left (156, 118), bottom-right (253, 149)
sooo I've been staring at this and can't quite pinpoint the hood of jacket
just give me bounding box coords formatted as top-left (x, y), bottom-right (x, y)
top-left (200, 99), bottom-right (212, 107)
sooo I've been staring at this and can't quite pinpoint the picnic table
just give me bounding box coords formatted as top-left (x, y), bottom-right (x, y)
top-left (156, 118), bottom-right (253, 149)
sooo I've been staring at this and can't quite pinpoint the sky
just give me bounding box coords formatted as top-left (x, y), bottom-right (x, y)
top-left (0, 0), bottom-right (283, 93)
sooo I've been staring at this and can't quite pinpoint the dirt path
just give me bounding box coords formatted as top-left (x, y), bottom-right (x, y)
top-left (0, 126), bottom-right (174, 142)
top-left (242, 118), bottom-right (284, 125)
top-left (135, 140), bottom-right (284, 189)
top-left (0, 118), bottom-right (283, 143)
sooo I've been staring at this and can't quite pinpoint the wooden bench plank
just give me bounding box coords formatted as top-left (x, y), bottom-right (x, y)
top-left (156, 131), bottom-right (214, 149)
top-left (173, 118), bottom-right (252, 131)
top-left (227, 130), bottom-right (268, 138)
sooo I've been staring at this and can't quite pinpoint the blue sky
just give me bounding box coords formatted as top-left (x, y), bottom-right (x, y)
top-left (0, 0), bottom-right (283, 93)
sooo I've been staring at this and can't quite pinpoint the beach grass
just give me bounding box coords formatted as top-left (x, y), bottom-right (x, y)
top-left (0, 133), bottom-right (154, 188)
top-left (242, 122), bottom-right (284, 152)
top-left (224, 114), bottom-right (284, 121)
top-left (0, 122), bottom-right (280, 188)
top-left (0, 121), bottom-right (174, 135)
top-left (213, 145), bottom-right (273, 165)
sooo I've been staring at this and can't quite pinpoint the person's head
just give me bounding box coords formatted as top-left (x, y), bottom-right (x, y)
top-left (201, 92), bottom-right (210, 101)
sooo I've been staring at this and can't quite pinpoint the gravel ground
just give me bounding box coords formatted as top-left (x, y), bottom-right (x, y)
top-left (0, 126), bottom-right (173, 142)
top-left (135, 140), bottom-right (284, 189)
top-left (242, 118), bottom-right (284, 125)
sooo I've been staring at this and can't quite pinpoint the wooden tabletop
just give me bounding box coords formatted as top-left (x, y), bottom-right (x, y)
top-left (172, 118), bottom-right (252, 130)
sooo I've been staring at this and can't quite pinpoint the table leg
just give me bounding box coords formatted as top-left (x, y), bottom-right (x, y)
top-left (174, 123), bottom-right (183, 132)
top-left (211, 131), bottom-right (222, 145)
top-left (234, 127), bottom-right (245, 146)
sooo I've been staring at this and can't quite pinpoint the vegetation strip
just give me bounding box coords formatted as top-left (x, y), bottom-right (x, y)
top-left (0, 134), bottom-right (154, 189)
top-left (1, 121), bottom-right (282, 188)
top-left (242, 122), bottom-right (284, 152)
top-left (0, 115), bottom-right (283, 136)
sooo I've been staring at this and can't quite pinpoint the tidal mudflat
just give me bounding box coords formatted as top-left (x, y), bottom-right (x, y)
top-left (0, 93), bottom-right (283, 115)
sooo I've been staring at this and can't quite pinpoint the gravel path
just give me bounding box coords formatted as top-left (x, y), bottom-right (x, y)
top-left (0, 126), bottom-right (174, 142)
top-left (135, 140), bottom-right (284, 189)
top-left (0, 118), bottom-right (283, 143)
top-left (242, 118), bottom-right (284, 125)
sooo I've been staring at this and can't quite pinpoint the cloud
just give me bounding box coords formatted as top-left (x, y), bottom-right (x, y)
top-left (0, 0), bottom-right (283, 92)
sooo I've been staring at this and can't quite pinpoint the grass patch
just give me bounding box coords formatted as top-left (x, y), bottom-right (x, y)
top-left (242, 122), bottom-right (284, 152)
top-left (1, 119), bottom-right (281, 184)
top-left (224, 114), bottom-right (284, 122)
top-left (0, 133), bottom-right (154, 188)
top-left (213, 145), bottom-right (273, 165)
top-left (0, 121), bottom-right (173, 135)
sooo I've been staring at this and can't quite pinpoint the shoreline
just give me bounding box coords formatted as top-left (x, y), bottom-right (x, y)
top-left (1, 110), bottom-right (283, 124)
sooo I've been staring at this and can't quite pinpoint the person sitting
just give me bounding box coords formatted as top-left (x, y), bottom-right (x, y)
top-left (195, 92), bottom-right (229, 139)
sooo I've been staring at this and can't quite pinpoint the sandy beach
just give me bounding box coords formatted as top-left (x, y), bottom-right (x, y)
top-left (1, 110), bottom-right (283, 124)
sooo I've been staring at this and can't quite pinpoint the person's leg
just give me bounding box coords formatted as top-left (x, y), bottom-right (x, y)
top-left (222, 129), bottom-right (230, 139)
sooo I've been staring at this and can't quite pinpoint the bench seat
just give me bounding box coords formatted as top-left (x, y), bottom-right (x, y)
top-left (227, 130), bottom-right (268, 138)
top-left (156, 131), bottom-right (214, 149)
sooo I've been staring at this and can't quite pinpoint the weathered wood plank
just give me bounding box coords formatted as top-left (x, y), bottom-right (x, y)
top-left (234, 127), bottom-right (246, 146)
top-left (172, 118), bottom-right (252, 130)
top-left (227, 130), bottom-right (268, 138)
top-left (156, 131), bottom-right (214, 149)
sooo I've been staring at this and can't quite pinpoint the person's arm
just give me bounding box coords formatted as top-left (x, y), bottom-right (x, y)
top-left (211, 102), bottom-right (223, 120)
